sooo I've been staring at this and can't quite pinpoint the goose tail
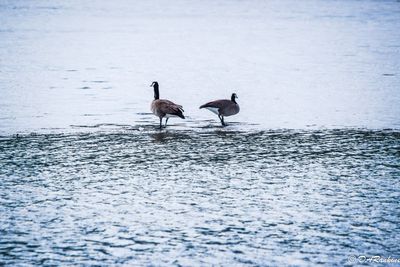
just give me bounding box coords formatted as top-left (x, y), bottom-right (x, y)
top-left (173, 106), bottom-right (185, 119)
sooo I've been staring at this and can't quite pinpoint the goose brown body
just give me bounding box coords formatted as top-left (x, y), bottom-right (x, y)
top-left (200, 93), bottom-right (240, 126)
top-left (151, 99), bottom-right (184, 119)
top-left (150, 81), bottom-right (184, 128)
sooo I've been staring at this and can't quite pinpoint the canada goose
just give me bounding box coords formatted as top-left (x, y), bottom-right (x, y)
top-left (199, 93), bottom-right (240, 126)
top-left (150, 81), bottom-right (185, 129)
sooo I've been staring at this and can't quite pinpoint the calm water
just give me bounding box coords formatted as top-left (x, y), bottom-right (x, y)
top-left (0, 0), bottom-right (399, 133)
top-left (1, 0), bottom-right (400, 266)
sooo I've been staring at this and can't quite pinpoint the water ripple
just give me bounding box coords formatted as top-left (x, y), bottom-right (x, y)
top-left (0, 129), bottom-right (399, 265)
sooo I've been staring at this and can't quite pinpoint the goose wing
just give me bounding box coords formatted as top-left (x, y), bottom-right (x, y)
top-left (157, 99), bottom-right (185, 119)
top-left (199, 99), bottom-right (231, 109)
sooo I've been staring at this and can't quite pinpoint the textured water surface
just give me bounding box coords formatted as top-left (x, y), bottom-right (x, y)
top-left (1, 129), bottom-right (399, 266)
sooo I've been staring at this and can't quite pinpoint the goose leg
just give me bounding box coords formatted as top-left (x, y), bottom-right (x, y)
top-left (165, 118), bottom-right (169, 128)
top-left (159, 117), bottom-right (162, 129)
top-left (218, 115), bottom-right (225, 126)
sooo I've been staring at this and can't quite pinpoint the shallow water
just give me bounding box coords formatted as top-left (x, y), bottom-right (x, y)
top-left (1, 0), bottom-right (400, 266)
top-left (1, 129), bottom-right (399, 266)
top-left (0, 0), bottom-right (400, 134)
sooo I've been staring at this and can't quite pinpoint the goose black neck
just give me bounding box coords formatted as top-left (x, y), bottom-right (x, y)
top-left (154, 83), bottom-right (159, 100)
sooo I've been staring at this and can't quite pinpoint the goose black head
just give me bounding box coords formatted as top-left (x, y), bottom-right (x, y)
top-left (150, 81), bottom-right (159, 88)
top-left (231, 93), bottom-right (238, 103)
top-left (151, 81), bottom-right (159, 100)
